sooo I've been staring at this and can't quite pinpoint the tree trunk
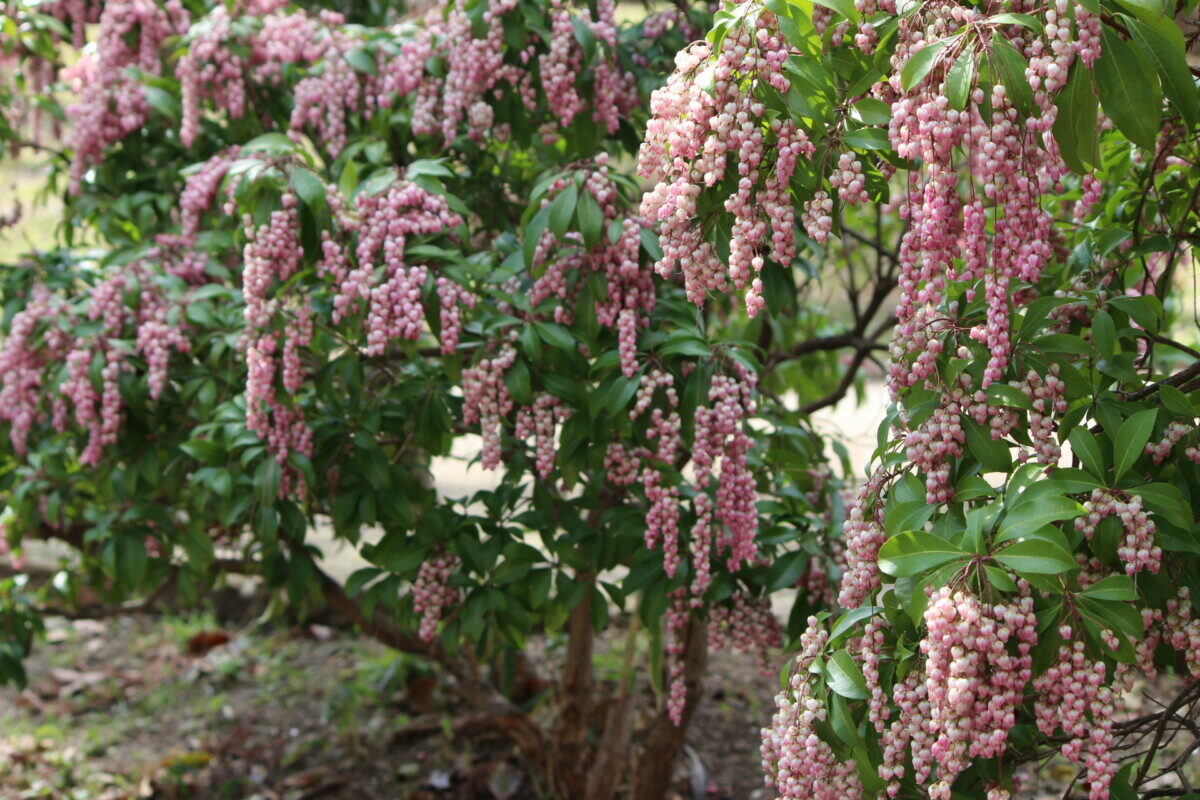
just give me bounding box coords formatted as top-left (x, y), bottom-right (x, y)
top-left (583, 615), bottom-right (640, 800)
top-left (630, 618), bottom-right (708, 800)
top-left (547, 580), bottom-right (596, 797)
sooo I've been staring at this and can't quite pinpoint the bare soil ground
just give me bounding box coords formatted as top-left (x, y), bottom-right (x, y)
top-left (4, 611), bottom-right (1196, 800)
top-left (0, 613), bottom-right (779, 800)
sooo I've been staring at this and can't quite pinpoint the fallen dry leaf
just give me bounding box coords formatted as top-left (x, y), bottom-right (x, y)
top-left (185, 630), bottom-right (231, 656)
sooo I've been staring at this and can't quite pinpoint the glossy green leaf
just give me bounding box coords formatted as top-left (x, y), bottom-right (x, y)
top-left (825, 649), bottom-right (870, 700)
top-left (1131, 482), bottom-right (1192, 529)
top-left (993, 538), bottom-right (1077, 574)
top-left (1080, 574), bottom-right (1138, 601)
top-left (547, 184), bottom-right (579, 239)
top-left (878, 532), bottom-right (967, 578)
top-left (990, 36), bottom-right (1035, 116)
top-left (901, 39), bottom-right (950, 92)
top-left (1095, 26), bottom-right (1162, 150)
top-left (1068, 428), bottom-right (1107, 479)
top-left (1113, 408), bottom-right (1156, 480)
top-left (944, 47), bottom-right (976, 111)
top-left (534, 321), bottom-right (575, 351)
top-left (1124, 17), bottom-right (1198, 127)
top-left (988, 12), bottom-right (1044, 33)
top-left (996, 495), bottom-right (1083, 543)
top-left (828, 605), bottom-right (883, 644)
top-left (1052, 62), bottom-right (1098, 174)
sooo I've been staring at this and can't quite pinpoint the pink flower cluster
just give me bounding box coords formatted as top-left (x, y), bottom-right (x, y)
top-left (837, 469), bottom-right (888, 609)
top-left (462, 347), bottom-right (517, 470)
top-left (761, 617), bottom-right (864, 800)
top-left (178, 7), bottom-right (246, 147)
top-left (324, 180), bottom-right (463, 355)
top-left (707, 593), bottom-right (782, 674)
top-left (638, 4), bottom-right (806, 315)
top-left (893, 586), bottom-right (1036, 799)
top-left (1125, 588), bottom-right (1200, 681)
top-left (240, 193), bottom-right (314, 491)
top-left (179, 6), bottom-right (343, 149)
top-left (1033, 627), bottom-right (1118, 800)
top-left (529, 159), bottom-right (655, 368)
top-left (413, 549), bottom-right (459, 642)
top-left (1, 265), bottom-right (191, 466)
top-left (692, 367), bottom-right (759, 589)
top-left (289, 19), bottom-right (361, 154)
top-left (1075, 489), bottom-right (1162, 575)
top-left (540, 1), bottom-right (584, 127)
top-left (0, 287), bottom-right (68, 456)
top-left (42, 0), bottom-right (103, 48)
top-left (424, 0), bottom-right (519, 142)
top-left (1145, 420), bottom-right (1200, 465)
top-left (436, 277), bottom-right (477, 356)
top-left (64, 0), bottom-right (189, 193)
top-left (514, 393), bottom-right (570, 480)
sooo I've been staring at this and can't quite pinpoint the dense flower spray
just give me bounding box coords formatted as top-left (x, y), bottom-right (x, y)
top-left (634, 0), bottom-right (1200, 796)
top-left (638, 3), bottom-right (804, 316)
top-left (64, 0), bottom-right (188, 192)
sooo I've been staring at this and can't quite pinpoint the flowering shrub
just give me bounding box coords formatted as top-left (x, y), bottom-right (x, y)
top-left (4, 0), bottom-right (1198, 796)
top-left (0, 0), bottom-right (879, 795)
top-left (636, 1), bottom-right (1200, 798)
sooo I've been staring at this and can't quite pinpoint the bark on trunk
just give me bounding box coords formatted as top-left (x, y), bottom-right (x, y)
top-left (630, 618), bottom-right (708, 800)
top-left (548, 580), bottom-right (596, 797)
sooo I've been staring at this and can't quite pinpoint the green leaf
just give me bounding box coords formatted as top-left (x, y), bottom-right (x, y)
top-left (547, 185), bottom-right (579, 239)
top-left (829, 694), bottom-right (862, 746)
top-left (996, 495), bottom-right (1083, 543)
top-left (986, 382), bottom-right (1034, 411)
top-left (985, 565), bottom-right (1018, 592)
top-left (115, 533), bottom-right (148, 585)
top-left (944, 47), bottom-right (976, 111)
top-left (576, 191), bottom-right (604, 247)
top-left (1034, 333), bottom-right (1091, 354)
top-left (988, 12), bottom-right (1044, 33)
top-left (766, 551), bottom-right (809, 592)
top-left (1124, 17), bottom-right (1198, 128)
top-left (1078, 597), bottom-right (1145, 640)
top-left (1113, 0), bottom-right (1185, 48)
top-left (993, 538), bottom-right (1077, 574)
top-left (1080, 574), bottom-right (1138, 601)
top-left (1109, 295), bottom-right (1163, 335)
top-left (849, 97), bottom-right (891, 125)
top-left (1092, 309), bottom-right (1117, 357)
top-left (1130, 482), bottom-right (1192, 529)
top-left (290, 168), bottom-right (326, 212)
top-left (878, 532), bottom-right (967, 578)
top-left (1047, 468), bottom-right (1102, 494)
top-left (843, 128), bottom-right (890, 150)
top-left (825, 649), bottom-right (869, 700)
top-left (1095, 26), bottom-right (1162, 150)
top-left (954, 475), bottom-right (995, 502)
top-left (657, 336), bottom-right (710, 358)
top-left (1068, 428), bottom-right (1107, 479)
top-left (1113, 408), bottom-right (1156, 480)
top-left (828, 605), bottom-right (883, 645)
top-left (885, 500), bottom-right (936, 534)
top-left (405, 159), bottom-right (454, 180)
top-left (811, 0), bottom-right (858, 21)
top-left (344, 46), bottom-right (377, 75)
top-left (254, 459), bottom-right (281, 507)
top-left (534, 321), bottom-right (576, 351)
top-left (990, 36), bottom-right (1035, 117)
top-left (965, 420), bottom-right (1012, 472)
top-left (901, 39), bottom-right (950, 92)
top-left (1053, 61), bottom-right (1098, 174)
top-left (180, 438), bottom-right (222, 465)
